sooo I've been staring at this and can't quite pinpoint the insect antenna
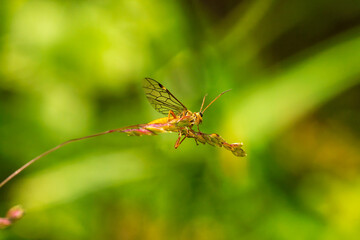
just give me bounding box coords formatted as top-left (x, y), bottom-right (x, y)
top-left (199, 94), bottom-right (208, 112)
top-left (201, 89), bottom-right (231, 114)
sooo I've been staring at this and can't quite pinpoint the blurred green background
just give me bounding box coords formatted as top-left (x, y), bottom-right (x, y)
top-left (1, 0), bottom-right (360, 239)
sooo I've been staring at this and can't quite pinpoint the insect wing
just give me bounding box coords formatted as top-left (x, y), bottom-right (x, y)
top-left (143, 78), bottom-right (187, 115)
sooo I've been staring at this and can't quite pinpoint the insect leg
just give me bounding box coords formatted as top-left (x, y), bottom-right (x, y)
top-left (192, 128), bottom-right (199, 145)
top-left (174, 131), bottom-right (188, 149)
top-left (167, 110), bottom-right (177, 121)
top-left (176, 136), bottom-right (188, 149)
top-left (174, 132), bottom-right (183, 149)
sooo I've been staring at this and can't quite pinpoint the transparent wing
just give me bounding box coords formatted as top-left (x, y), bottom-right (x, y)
top-left (143, 78), bottom-right (187, 116)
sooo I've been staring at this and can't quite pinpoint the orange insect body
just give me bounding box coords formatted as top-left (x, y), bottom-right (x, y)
top-left (148, 117), bottom-right (171, 124)
top-left (143, 78), bottom-right (230, 148)
top-left (148, 111), bottom-right (200, 126)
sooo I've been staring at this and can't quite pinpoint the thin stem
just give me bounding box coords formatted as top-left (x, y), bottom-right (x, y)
top-left (0, 130), bottom-right (118, 189)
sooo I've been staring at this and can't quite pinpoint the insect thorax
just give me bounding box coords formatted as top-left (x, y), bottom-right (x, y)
top-left (188, 111), bottom-right (203, 126)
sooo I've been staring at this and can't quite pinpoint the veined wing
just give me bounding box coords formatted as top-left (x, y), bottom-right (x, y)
top-left (143, 78), bottom-right (187, 116)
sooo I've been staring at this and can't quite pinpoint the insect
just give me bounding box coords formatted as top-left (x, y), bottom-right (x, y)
top-left (1, 78), bottom-right (245, 190)
top-left (143, 78), bottom-right (231, 148)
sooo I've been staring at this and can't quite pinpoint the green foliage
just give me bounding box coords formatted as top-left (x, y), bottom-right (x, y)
top-left (1, 0), bottom-right (360, 239)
